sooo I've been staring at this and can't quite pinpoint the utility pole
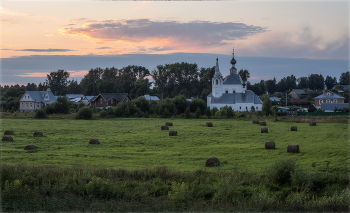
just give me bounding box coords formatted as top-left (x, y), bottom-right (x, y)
top-left (286, 93), bottom-right (287, 107)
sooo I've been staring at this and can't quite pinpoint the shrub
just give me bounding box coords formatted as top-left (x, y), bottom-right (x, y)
top-left (132, 97), bottom-right (150, 113)
top-left (184, 107), bottom-right (191, 118)
top-left (262, 95), bottom-right (272, 116)
top-left (76, 107), bottom-right (93, 119)
top-left (189, 98), bottom-right (206, 114)
top-left (195, 107), bottom-right (202, 118)
top-left (173, 95), bottom-right (189, 114)
top-left (265, 157), bottom-right (297, 186)
top-left (168, 181), bottom-right (189, 202)
top-left (250, 106), bottom-right (256, 113)
top-left (34, 109), bottom-right (46, 119)
top-left (219, 107), bottom-right (227, 117)
top-left (205, 107), bottom-right (211, 118)
top-left (158, 98), bottom-right (175, 118)
top-left (99, 109), bottom-right (108, 118)
top-left (226, 106), bottom-right (234, 118)
top-left (211, 107), bottom-right (219, 116)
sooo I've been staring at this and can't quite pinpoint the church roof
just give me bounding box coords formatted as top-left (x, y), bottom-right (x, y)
top-left (223, 74), bottom-right (242, 84)
top-left (208, 90), bottom-right (262, 104)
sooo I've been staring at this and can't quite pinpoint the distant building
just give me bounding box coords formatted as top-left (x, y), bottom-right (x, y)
top-left (320, 103), bottom-right (349, 112)
top-left (207, 48), bottom-right (263, 111)
top-left (19, 88), bottom-right (56, 112)
top-left (143, 94), bottom-right (160, 103)
top-left (314, 85), bottom-right (345, 108)
top-left (88, 93), bottom-right (131, 109)
top-left (289, 89), bottom-right (309, 99)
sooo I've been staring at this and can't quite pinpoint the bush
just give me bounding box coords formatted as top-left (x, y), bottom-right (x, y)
top-left (158, 98), bottom-right (175, 118)
top-left (99, 109), bottom-right (108, 118)
top-left (184, 107), bottom-right (191, 118)
top-left (205, 107), bottom-right (211, 118)
top-left (173, 95), bottom-right (189, 114)
top-left (132, 97), bottom-right (150, 113)
top-left (195, 107), bottom-right (202, 118)
top-left (265, 157), bottom-right (297, 186)
top-left (189, 98), bottom-right (206, 114)
top-left (76, 107), bottom-right (93, 119)
top-left (211, 107), bottom-right (219, 116)
top-left (226, 106), bottom-right (234, 118)
top-left (34, 109), bottom-right (46, 119)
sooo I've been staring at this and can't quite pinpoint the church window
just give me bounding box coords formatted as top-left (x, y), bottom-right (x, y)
top-left (216, 80), bottom-right (218, 85)
top-left (256, 106), bottom-right (258, 109)
top-left (326, 99), bottom-right (330, 103)
top-left (226, 91), bottom-right (228, 93)
top-left (240, 106), bottom-right (241, 110)
top-left (334, 99), bottom-right (337, 103)
top-left (233, 91), bottom-right (235, 93)
top-left (246, 107), bottom-right (248, 110)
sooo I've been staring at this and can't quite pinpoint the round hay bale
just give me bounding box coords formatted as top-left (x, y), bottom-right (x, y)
top-left (261, 128), bottom-right (268, 133)
top-left (259, 121), bottom-right (266, 126)
top-left (309, 122), bottom-right (316, 126)
top-left (2, 136), bottom-right (13, 141)
top-left (205, 156), bottom-right (220, 167)
top-left (165, 122), bottom-right (173, 126)
top-left (206, 122), bottom-right (213, 127)
top-left (161, 125), bottom-right (169, 130)
top-left (89, 139), bottom-right (100, 144)
top-left (4, 130), bottom-right (13, 135)
top-left (33, 131), bottom-right (43, 136)
top-left (287, 145), bottom-right (300, 153)
top-left (265, 141), bottom-right (275, 149)
top-left (24, 144), bottom-right (36, 150)
top-left (252, 120), bottom-right (259, 124)
top-left (291, 126), bottom-right (297, 131)
top-left (169, 131), bottom-right (177, 136)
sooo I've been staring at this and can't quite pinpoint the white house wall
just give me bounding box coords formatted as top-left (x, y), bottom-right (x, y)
top-left (20, 101), bottom-right (43, 112)
top-left (208, 102), bottom-right (262, 112)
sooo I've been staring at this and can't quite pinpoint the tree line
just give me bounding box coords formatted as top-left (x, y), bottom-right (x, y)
top-left (0, 61), bottom-right (349, 111)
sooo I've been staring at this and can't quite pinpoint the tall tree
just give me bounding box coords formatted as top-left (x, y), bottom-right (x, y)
top-left (339, 71), bottom-right (350, 85)
top-left (66, 79), bottom-right (81, 94)
top-left (238, 69), bottom-right (250, 82)
top-left (46, 70), bottom-right (70, 96)
top-left (265, 79), bottom-right (276, 95)
top-left (308, 74), bottom-right (324, 90)
top-left (131, 78), bottom-right (152, 98)
top-left (297, 77), bottom-right (308, 89)
top-left (80, 67), bottom-right (103, 95)
top-left (324, 75), bottom-right (337, 89)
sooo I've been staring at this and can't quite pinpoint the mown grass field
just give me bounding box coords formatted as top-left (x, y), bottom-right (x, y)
top-left (1, 118), bottom-right (349, 173)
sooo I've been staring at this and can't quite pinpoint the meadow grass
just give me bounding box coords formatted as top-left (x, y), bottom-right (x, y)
top-left (1, 117), bottom-right (349, 173)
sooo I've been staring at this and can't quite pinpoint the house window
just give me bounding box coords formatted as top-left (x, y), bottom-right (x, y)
top-left (256, 106), bottom-right (258, 109)
top-left (31, 104), bottom-right (32, 108)
top-left (334, 99), bottom-right (337, 103)
top-left (326, 99), bottom-right (330, 103)
top-left (37, 104), bottom-right (40, 107)
top-left (22, 103), bottom-right (24, 106)
top-left (216, 80), bottom-right (218, 85)
top-left (327, 93), bottom-right (330, 96)
top-left (111, 99), bottom-right (114, 104)
top-left (26, 103), bottom-right (28, 107)
top-left (319, 100), bottom-right (323, 104)
top-left (100, 99), bottom-right (102, 104)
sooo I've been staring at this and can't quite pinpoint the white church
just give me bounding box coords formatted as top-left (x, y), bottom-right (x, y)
top-left (207, 49), bottom-right (263, 111)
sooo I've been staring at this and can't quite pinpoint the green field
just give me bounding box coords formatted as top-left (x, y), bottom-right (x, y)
top-left (1, 118), bottom-right (349, 173)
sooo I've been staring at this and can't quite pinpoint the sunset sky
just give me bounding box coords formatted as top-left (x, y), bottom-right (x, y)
top-left (1, 0), bottom-right (349, 86)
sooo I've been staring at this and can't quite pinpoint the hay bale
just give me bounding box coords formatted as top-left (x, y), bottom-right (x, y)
top-left (259, 121), bottom-right (266, 126)
top-left (4, 130), bottom-right (13, 135)
top-left (165, 122), bottom-right (173, 126)
top-left (89, 139), bottom-right (100, 144)
top-left (206, 122), bottom-right (213, 127)
top-left (169, 131), bottom-right (177, 136)
top-left (261, 128), bottom-right (268, 133)
top-left (291, 126), bottom-right (297, 131)
top-left (252, 120), bottom-right (259, 124)
top-left (2, 136), bottom-right (13, 141)
top-left (287, 145), bottom-right (300, 153)
top-left (24, 144), bottom-right (36, 150)
top-left (265, 141), bottom-right (275, 149)
top-left (161, 125), bottom-right (169, 130)
top-left (33, 131), bottom-right (43, 136)
top-left (309, 122), bottom-right (316, 126)
top-left (205, 156), bottom-right (220, 167)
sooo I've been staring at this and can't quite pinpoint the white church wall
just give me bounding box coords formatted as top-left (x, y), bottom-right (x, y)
top-left (209, 103), bottom-right (262, 112)
top-left (223, 85), bottom-right (246, 93)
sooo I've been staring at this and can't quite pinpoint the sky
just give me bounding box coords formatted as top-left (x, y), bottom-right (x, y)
top-left (0, 0), bottom-right (349, 86)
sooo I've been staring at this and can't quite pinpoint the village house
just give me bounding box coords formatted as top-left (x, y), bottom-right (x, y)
top-left (313, 85), bottom-right (345, 108)
top-left (289, 89), bottom-right (309, 99)
top-left (143, 94), bottom-right (160, 104)
top-left (19, 88), bottom-right (56, 112)
top-left (88, 93), bottom-right (131, 109)
top-left (207, 48), bottom-right (263, 111)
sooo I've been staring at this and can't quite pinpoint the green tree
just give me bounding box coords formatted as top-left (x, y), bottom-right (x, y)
top-left (173, 95), bottom-right (189, 114)
top-left (297, 77), bottom-right (308, 89)
top-left (238, 69), bottom-right (250, 82)
top-left (265, 79), bottom-right (276, 95)
top-left (3, 86), bottom-right (26, 99)
top-left (80, 67), bottom-right (103, 95)
top-left (158, 98), bottom-right (175, 118)
top-left (325, 75), bottom-right (337, 90)
top-left (46, 70), bottom-right (70, 96)
top-left (189, 98), bottom-right (206, 114)
top-left (262, 95), bottom-right (272, 116)
top-left (308, 74), bottom-right (324, 90)
top-left (132, 96), bottom-right (150, 113)
top-left (339, 71), bottom-right (350, 85)
top-left (131, 78), bottom-right (152, 98)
